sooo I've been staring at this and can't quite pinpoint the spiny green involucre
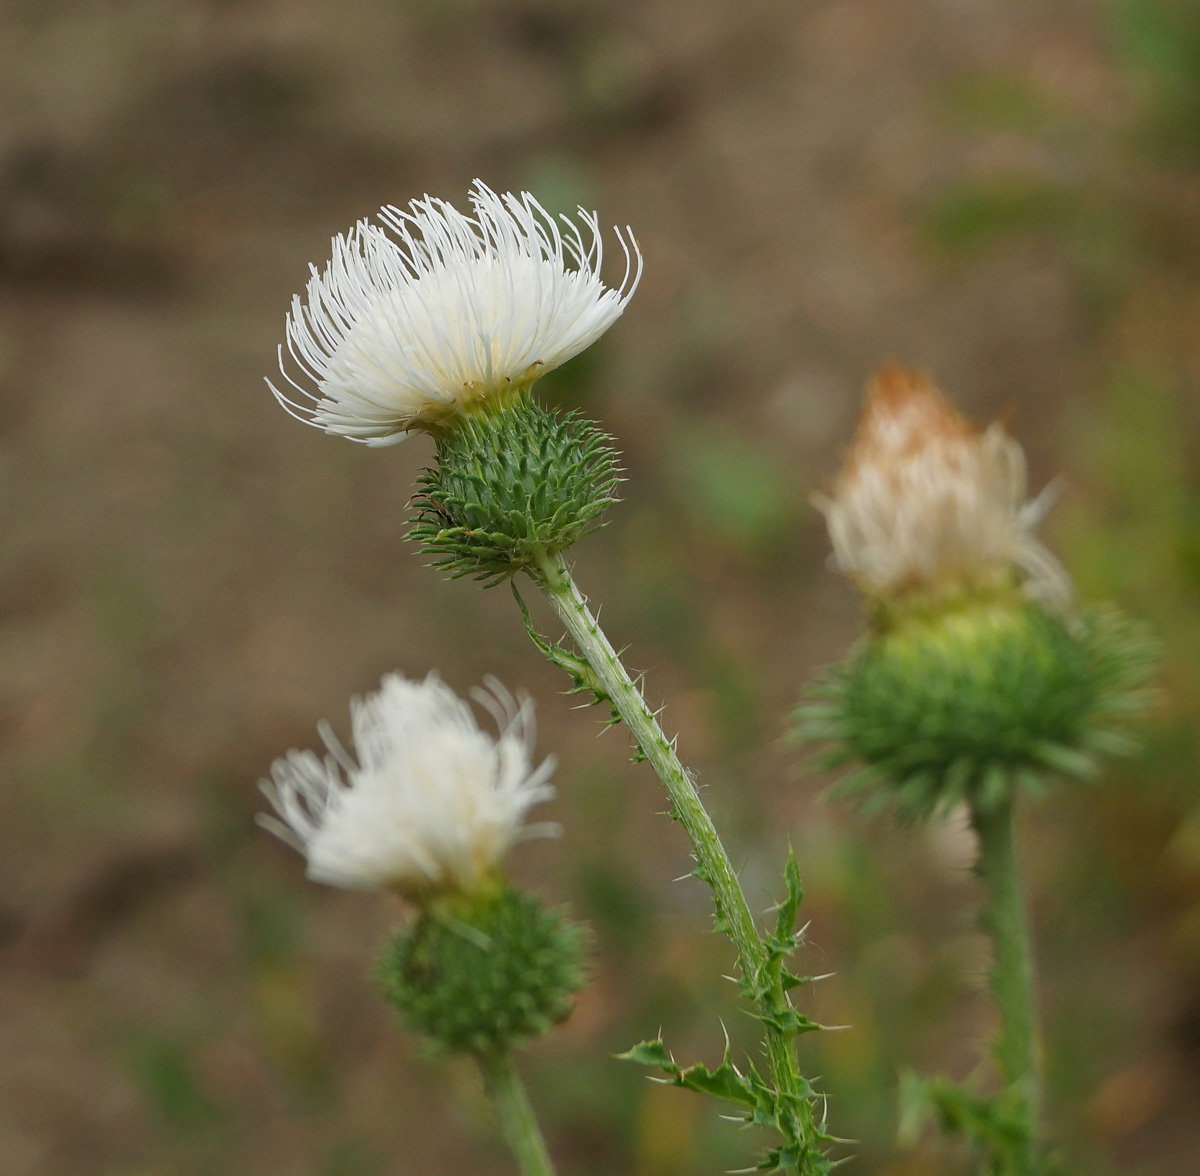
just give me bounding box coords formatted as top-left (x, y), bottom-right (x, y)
top-left (410, 393), bottom-right (621, 584)
top-left (795, 597), bottom-right (1157, 821)
top-left (378, 885), bottom-right (587, 1055)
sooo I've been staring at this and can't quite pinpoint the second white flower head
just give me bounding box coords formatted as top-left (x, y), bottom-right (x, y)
top-left (270, 181), bottom-right (641, 446)
top-left (259, 673), bottom-right (557, 896)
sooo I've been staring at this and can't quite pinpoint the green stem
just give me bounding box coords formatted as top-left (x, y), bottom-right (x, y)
top-left (478, 1050), bottom-right (556, 1176)
top-left (968, 796), bottom-right (1039, 1171)
top-left (531, 549), bottom-right (822, 1173)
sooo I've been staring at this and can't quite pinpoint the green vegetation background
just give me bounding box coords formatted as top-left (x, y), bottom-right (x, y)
top-left (0, 2), bottom-right (1198, 1174)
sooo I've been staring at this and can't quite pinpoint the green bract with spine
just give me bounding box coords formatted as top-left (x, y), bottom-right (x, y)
top-left (410, 393), bottom-right (621, 586)
top-left (794, 597), bottom-right (1157, 822)
top-left (379, 885), bottom-right (587, 1056)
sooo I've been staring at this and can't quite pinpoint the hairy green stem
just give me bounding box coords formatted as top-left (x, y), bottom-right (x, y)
top-left (478, 1051), bottom-right (556, 1176)
top-left (532, 549), bottom-right (822, 1173)
top-left (969, 796), bottom-right (1039, 1172)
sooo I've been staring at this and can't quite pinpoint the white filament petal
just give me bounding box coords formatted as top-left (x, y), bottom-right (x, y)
top-left (258, 672), bottom-right (556, 894)
top-left (268, 181), bottom-right (642, 445)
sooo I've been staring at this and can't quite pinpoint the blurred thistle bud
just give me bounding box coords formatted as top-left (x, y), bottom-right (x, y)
top-left (378, 884), bottom-right (587, 1056)
top-left (258, 672), bottom-right (558, 899)
top-left (268, 180), bottom-right (638, 578)
top-left (795, 367), bottom-right (1157, 821)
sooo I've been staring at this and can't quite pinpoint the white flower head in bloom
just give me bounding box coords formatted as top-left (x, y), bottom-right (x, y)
top-left (258, 672), bottom-right (558, 896)
top-left (269, 180), bottom-right (642, 446)
top-left (817, 365), bottom-right (1070, 607)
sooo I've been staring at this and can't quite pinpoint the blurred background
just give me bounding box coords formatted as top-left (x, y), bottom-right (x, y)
top-left (1, 1), bottom-right (1199, 1173)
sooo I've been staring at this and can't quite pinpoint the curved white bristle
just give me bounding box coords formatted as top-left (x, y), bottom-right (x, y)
top-left (258, 672), bottom-right (556, 895)
top-left (268, 181), bottom-right (641, 445)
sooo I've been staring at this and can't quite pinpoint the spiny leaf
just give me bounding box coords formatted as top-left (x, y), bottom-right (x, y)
top-left (512, 583), bottom-right (622, 727)
top-left (674, 1058), bottom-right (759, 1108)
top-left (616, 1038), bottom-right (675, 1069)
top-left (619, 1037), bottom-right (760, 1110)
top-left (772, 849), bottom-right (805, 946)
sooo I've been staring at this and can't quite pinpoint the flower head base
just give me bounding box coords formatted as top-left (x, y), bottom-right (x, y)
top-left (795, 603), bottom-right (1158, 821)
top-left (817, 366), bottom-right (1069, 611)
top-left (410, 393), bottom-right (622, 585)
top-left (258, 672), bottom-right (556, 897)
top-left (269, 181), bottom-right (641, 446)
top-left (379, 885), bottom-right (587, 1055)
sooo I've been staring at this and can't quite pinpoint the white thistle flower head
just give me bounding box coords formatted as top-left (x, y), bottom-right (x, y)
top-left (817, 365), bottom-right (1070, 608)
top-left (258, 672), bottom-right (558, 897)
top-left (269, 180), bottom-right (642, 446)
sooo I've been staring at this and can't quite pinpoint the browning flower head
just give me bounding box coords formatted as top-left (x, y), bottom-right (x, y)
top-left (269, 181), bottom-right (641, 446)
top-left (258, 672), bottom-right (557, 898)
top-left (817, 366), bottom-right (1069, 608)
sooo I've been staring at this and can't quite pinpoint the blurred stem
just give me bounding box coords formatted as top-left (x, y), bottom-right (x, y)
top-left (969, 795), bottom-right (1039, 1172)
top-left (478, 1051), bottom-right (556, 1176)
top-left (531, 549), bottom-right (822, 1174)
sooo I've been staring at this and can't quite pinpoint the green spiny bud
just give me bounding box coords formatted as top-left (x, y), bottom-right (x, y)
top-left (409, 391), bottom-right (621, 585)
top-left (378, 884), bottom-right (588, 1055)
top-left (794, 594), bottom-right (1157, 822)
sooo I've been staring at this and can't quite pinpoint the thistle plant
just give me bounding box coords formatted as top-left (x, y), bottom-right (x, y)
top-left (795, 367), bottom-right (1156, 1175)
top-left (259, 672), bottom-right (584, 1176)
top-left (260, 182), bottom-right (1159, 1173)
top-left (263, 181), bottom-right (837, 1174)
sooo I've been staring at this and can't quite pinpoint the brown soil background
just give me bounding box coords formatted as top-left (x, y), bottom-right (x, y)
top-left (2, 1), bottom-right (1200, 1174)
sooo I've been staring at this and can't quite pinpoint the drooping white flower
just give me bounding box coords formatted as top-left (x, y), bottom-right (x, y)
top-left (269, 181), bottom-right (642, 446)
top-left (258, 672), bottom-right (557, 895)
top-left (817, 365), bottom-right (1070, 607)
